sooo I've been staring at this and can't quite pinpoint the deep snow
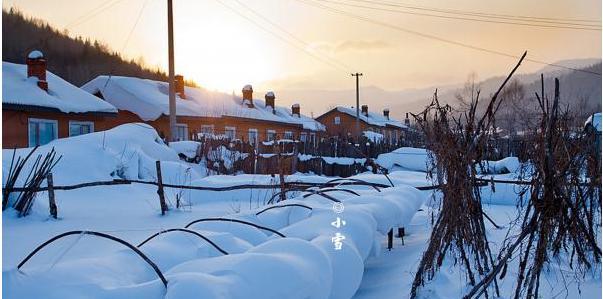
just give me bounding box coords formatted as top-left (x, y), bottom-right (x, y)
top-left (2, 125), bottom-right (600, 298)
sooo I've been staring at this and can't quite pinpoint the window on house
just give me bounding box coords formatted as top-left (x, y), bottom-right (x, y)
top-left (200, 125), bottom-right (214, 136)
top-left (310, 132), bottom-right (316, 146)
top-left (266, 129), bottom-right (276, 141)
top-left (175, 124), bottom-right (188, 141)
top-left (334, 116), bottom-right (341, 125)
top-left (69, 121), bottom-right (94, 137)
top-left (28, 118), bottom-right (58, 147)
top-left (248, 129), bottom-right (258, 145)
top-left (225, 126), bottom-right (236, 140)
top-left (284, 131), bottom-right (294, 140)
top-left (300, 132), bottom-right (307, 143)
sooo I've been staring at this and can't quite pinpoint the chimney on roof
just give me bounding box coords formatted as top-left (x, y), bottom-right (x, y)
top-left (383, 108), bottom-right (390, 120)
top-left (265, 91), bottom-right (276, 114)
top-left (26, 50), bottom-right (48, 91)
top-left (175, 74), bottom-right (185, 99)
top-left (292, 103), bottom-right (300, 117)
top-left (242, 84), bottom-right (254, 107)
top-left (405, 112), bottom-right (410, 127)
top-left (361, 105), bottom-right (368, 116)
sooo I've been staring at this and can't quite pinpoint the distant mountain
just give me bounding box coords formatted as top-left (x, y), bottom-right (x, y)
top-left (2, 8), bottom-right (196, 87)
top-left (425, 61), bottom-right (602, 120)
top-left (276, 59), bottom-right (601, 121)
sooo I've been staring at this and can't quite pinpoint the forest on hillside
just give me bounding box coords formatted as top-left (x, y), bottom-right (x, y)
top-left (2, 8), bottom-right (196, 87)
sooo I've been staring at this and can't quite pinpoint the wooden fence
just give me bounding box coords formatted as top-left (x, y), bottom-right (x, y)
top-left (2, 161), bottom-right (392, 219)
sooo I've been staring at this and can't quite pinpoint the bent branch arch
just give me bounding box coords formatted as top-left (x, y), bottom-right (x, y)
top-left (137, 228), bottom-right (229, 255)
top-left (256, 203), bottom-right (313, 216)
top-left (184, 218), bottom-right (286, 238)
top-left (325, 178), bottom-right (383, 192)
top-left (17, 230), bottom-right (168, 288)
top-left (303, 188), bottom-right (360, 198)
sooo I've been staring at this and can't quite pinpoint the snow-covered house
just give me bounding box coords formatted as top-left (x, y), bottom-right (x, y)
top-left (315, 105), bottom-right (408, 144)
top-left (81, 76), bottom-right (325, 145)
top-left (2, 51), bottom-right (118, 149)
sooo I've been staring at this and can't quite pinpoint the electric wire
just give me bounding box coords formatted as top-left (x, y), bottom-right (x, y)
top-left (314, 0), bottom-right (601, 31)
top-left (296, 0), bottom-right (602, 76)
top-left (342, 0), bottom-right (601, 25)
top-left (64, 0), bottom-right (128, 29)
top-left (213, 0), bottom-right (350, 72)
top-left (232, 0), bottom-right (352, 71)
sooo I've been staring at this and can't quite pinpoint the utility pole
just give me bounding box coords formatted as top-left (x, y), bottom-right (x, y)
top-left (167, 0), bottom-right (177, 142)
top-left (351, 72), bottom-right (363, 142)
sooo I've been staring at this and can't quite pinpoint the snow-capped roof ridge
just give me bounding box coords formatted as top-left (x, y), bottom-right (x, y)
top-left (81, 75), bottom-right (325, 131)
top-left (333, 106), bottom-right (407, 129)
top-left (2, 62), bottom-right (117, 114)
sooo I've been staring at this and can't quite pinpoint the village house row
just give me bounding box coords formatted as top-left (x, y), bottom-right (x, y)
top-left (2, 51), bottom-right (410, 149)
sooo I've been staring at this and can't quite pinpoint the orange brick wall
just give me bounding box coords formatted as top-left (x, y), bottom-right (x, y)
top-left (97, 110), bottom-right (318, 143)
top-left (316, 109), bottom-right (402, 141)
top-left (2, 109), bottom-right (112, 149)
top-left (3, 108), bottom-right (324, 149)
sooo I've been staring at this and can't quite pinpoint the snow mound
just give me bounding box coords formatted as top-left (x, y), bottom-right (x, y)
top-left (2, 169), bottom-right (426, 299)
top-left (169, 141), bottom-right (200, 159)
top-left (376, 147), bottom-right (430, 172)
top-left (480, 157), bottom-right (521, 174)
top-left (2, 123), bottom-right (197, 186)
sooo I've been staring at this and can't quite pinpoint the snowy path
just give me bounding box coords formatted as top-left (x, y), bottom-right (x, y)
top-left (352, 200), bottom-right (602, 299)
top-left (352, 204), bottom-right (432, 299)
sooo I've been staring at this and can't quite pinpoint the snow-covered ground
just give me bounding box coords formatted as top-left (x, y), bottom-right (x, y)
top-left (2, 124), bottom-right (600, 298)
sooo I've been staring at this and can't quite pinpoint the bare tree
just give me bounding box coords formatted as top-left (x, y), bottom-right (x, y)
top-left (410, 52), bottom-right (527, 299)
top-left (464, 77), bottom-right (602, 299)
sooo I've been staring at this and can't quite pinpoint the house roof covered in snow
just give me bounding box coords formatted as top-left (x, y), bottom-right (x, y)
top-left (2, 62), bottom-right (118, 115)
top-left (81, 76), bottom-right (325, 132)
top-left (318, 106), bottom-right (407, 129)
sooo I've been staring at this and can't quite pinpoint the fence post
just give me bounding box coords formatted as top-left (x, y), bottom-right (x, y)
top-left (397, 227), bottom-right (405, 245)
top-left (47, 173), bottom-right (57, 219)
top-left (275, 143), bottom-right (286, 202)
top-left (155, 161), bottom-right (168, 215)
top-left (387, 228), bottom-right (394, 251)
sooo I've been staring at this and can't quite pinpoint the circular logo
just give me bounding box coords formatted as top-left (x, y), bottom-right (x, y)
top-left (332, 202), bottom-right (345, 214)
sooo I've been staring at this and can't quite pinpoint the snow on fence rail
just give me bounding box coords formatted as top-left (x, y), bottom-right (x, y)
top-left (2, 161), bottom-right (392, 218)
top-left (4, 161), bottom-right (534, 220)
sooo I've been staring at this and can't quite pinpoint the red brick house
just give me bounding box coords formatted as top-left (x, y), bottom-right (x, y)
top-left (2, 51), bottom-right (118, 149)
top-left (315, 105), bottom-right (408, 144)
top-left (81, 76), bottom-right (325, 146)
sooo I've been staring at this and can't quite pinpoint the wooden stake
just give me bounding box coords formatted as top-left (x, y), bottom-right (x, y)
top-left (276, 143), bottom-right (286, 202)
top-left (155, 161), bottom-right (168, 215)
top-left (47, 173), bottom-right (57, 219)
top-left (398, 227), bottom-right (405, 245)
top-left (387, 228), bottom-right (393, 251)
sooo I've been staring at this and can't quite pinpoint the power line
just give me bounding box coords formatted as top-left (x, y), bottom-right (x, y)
top-left (213, 0), bottom-right (350, 72)
top-left (343, 0), bottom-right (601, 25)
top-left (103, 0), bottom-right (151, 91)
top-left (296, 0), bottom-right (602, 76)
top-left (232, 0), bottom-right (351, 71)
top-left (64, 0), bottom-right (127, 29)
top-left (315, 0), bottom-right (601, 31)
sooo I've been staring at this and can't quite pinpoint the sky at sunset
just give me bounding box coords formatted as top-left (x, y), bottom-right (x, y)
top-left (3, 0), bottom-right (601, 115)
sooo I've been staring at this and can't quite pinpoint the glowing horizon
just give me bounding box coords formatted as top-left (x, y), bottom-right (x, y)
top-left (3, 0), bottom-right (601, 97)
